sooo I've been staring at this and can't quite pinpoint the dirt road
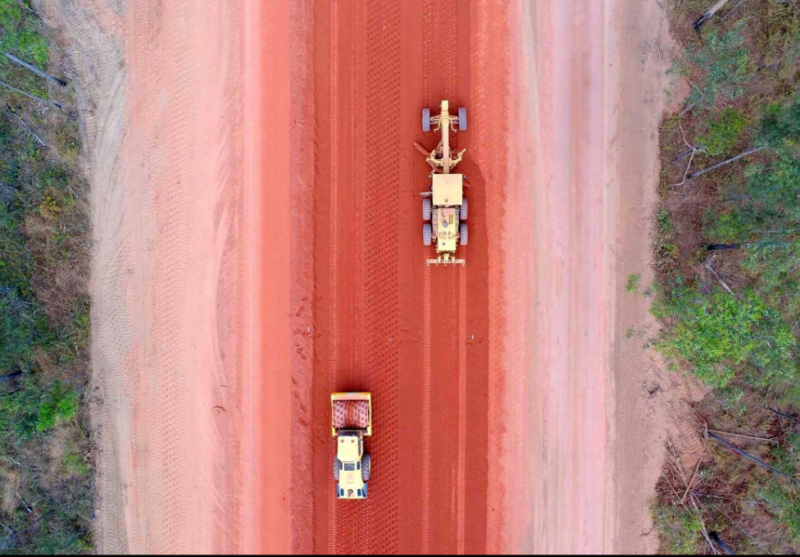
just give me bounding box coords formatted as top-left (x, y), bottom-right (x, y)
top-left (503, 0), bottom-right (676, 553)
top-left (45, 0), bottom-right (678, 553)
top-left (247, 0), bottom-right (510, 553)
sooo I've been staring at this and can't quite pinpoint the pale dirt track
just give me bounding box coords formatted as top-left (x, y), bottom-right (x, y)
top-left (41, 0), bottom-right (678, 553)
top-left (504, 0), bottom-right (677, 553)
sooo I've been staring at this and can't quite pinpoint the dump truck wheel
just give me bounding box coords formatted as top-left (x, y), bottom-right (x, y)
top-left (422, 197), bottom-right (432, 221)
top-left (333, 458), bottom-right (341, 481)
top-left (422, 108), bottom-right (431, 132)
top-left (458, 107), bottom-right (467, 131)
top-left (459, 222), bottom-right (468, 245)
top-left (460, 197), bottom-right (468, 221)
top-left (362, 454), bottom-right (371, 482)
top-left (423, 223), bottom-right (432, 246)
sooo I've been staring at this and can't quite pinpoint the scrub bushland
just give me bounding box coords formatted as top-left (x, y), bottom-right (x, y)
top-left (652, 0), bottom-right (800, 553)
top-left (0, 0), bottom-right (92, 553)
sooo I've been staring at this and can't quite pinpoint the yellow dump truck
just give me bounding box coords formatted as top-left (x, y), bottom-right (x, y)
top-left (418, 99), bottom-right (468, 265)
top-left (331, 392), bottom-right (372, 500)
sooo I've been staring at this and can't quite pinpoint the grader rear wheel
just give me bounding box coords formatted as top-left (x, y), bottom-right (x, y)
top-left (423, 223), bottom-right (432, 246)
top-left (422, 108), bottom-right (431, 132)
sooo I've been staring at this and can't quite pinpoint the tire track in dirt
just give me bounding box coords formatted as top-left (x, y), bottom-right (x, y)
top-left (326, 1), bottom-right (340, 553)
top-left (286, 0), bottom-right (507, 553)
top-left (359, 1), bottom-right (402, 553)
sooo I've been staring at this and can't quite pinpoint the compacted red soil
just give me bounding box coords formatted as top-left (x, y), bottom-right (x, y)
top-left (245, 0), bottom-right (510, 553)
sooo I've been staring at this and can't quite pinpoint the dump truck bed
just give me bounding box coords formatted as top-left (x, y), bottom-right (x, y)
top-left (331, 392), bottom-right (372, 436)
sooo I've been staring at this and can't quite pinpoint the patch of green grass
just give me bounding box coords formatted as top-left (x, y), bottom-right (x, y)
top-left (652, 501), bottom-right (703, 555)
top-left (696, 108), bottom-right (748, 157)
top-left (0, 2), bottom-right (92, 554)
top-left (759, 481), bottom-right (800, 542)
top-left (653, 285), bottom-right (796, 389)
top-left (626, 273), bottom-right (641, 293)
top-left (682, 22), bottom-right (751, 109)
top-left (656, 208), bottom-right (673, 237)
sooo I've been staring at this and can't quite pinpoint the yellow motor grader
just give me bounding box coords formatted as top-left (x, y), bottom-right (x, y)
top-left (331, 392), bottom-right (372, 500)
top-left (416, 100), bottom-right (468, 265)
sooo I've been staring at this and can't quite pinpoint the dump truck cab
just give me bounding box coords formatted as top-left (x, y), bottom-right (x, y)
top-left (419, 100), bottom-right (468, 265)
top-left (335, 432), bottom-right (367, 499)
top-left (331, 392), bottom-right (372, 500)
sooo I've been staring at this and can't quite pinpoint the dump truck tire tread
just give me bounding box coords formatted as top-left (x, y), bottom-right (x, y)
top-left (333, 458), bottom-right (341, 481)
top-left (422, 108), bottom-right (431, 132)
top-left (460, 222), bottom-right (468, 245)
top-left (460, 197), bottom-right (468, 221)
top-left (362, 454), bottom-right (371, 482)
top-left (423, 223), bottom-right (432, 246)
top-left (458, 107), bottom-right (467, 131)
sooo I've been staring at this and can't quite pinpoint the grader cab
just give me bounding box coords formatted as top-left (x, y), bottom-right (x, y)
top-left (417, 100), bottom-right (468, 265)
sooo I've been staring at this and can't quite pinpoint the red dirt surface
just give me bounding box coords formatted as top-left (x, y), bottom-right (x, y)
top-left (244, 0), bottom-right (510, 553)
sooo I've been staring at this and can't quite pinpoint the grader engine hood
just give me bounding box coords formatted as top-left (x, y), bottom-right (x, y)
top-left (431, 174), bottom-right (463, 206)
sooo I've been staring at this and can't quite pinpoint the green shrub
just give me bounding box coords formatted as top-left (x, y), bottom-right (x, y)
top-left (652, 501), bottom-right (703, 554)
top-left (626, 273), bottom-right (641, 293)
top-left (696, 108), bottom-right (748, 156)
top-left (654, 286), bottom-right (796, 389)
top-left (683, 22), bottom-right (750, 108)
top-left (36, 380), bottom-right (78, 432)
top-left (759, 481), bottom-right (800, 541)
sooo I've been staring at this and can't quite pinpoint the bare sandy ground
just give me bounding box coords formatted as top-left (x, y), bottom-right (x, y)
top-left (38, 0), bottom-right (245, 553)
top-left (502, 0), bottom-right (681, 553)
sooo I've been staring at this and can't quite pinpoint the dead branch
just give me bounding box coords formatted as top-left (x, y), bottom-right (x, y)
top-left (687, 146), bottom-right (766, 180)
top-left (694, 0), bottom-right (734, 29)
top-left (678, 103), bottom-right (697, 118)
top-left (721, 0), bottom-right (748, 21)
top-left (672, 123), bottom-right (697, 188)
top-left (680, 459), bottom-right (702, 505)
top-left (709, 531), bottom-right (736, 555)
top-left (708, 431), bottom-right (798, 483)
top-left (3, 52), bottom-right (67, 87)
top-left (0, 79), bottom-right (61, 110)
top-left (4, 103), bottom-right (45, 147)
top-left (704, 256), bottom-right (737, 297)
top-left (707, 428), bottom-right (776, 444)
top-left (692, 494), bottom-right (720, 555)
top-left (769, 407), bottom-right (799, 422)
top-left (718, 508), bottom-right (770, 554)
top-left (673, 148), bottom-right (696, 162)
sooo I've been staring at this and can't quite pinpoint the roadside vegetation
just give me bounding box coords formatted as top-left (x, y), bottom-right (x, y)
top-left (652, 0), bottom-right (800, 553)
top-left (0, 0), bottom-right (92, 553)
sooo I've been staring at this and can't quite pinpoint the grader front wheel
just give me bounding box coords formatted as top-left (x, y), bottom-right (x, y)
top-left (422, 197), bottom-right (432, 221)
top-left (458, 107), bottom-right (467, 131)
top-left (422, 108), bottom-right (431, 132)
